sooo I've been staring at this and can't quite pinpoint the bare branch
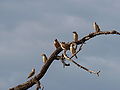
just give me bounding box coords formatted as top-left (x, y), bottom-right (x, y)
top-left (63, 50), bottom-right (100, 76)
top-left (76, 30), bottom-right (120, 45)
top-left (34, 77), bottom-right (41, 90)
top-left (9, 47), bottom-right (63, 90)
top-left (9, 30), bottom-right (120, 90)
top-left (55, 54), bottom-right (70, 68)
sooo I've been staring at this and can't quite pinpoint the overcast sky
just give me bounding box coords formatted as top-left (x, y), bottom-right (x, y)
top-left (0, 0), bottom-right (120, 90)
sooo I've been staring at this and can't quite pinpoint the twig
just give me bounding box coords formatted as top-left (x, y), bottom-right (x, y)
top-left (9, 30), bottom-right (120, 90)
top-left (60, 59), bottom-right (70, 68)
top-left (63, 51), bottom-right (100, 76)
top-left (70, 43), bottom-right (84, 59)
top-left (34, 77), bottom-right (41, 90)
top-left (77, 30), bottom-right (120, 45)
top-left (55, 55), bottom-right (70, 68)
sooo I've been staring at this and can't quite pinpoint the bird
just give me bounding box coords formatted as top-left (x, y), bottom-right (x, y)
top-left (27, 68), bottom-right (35, 79)
top-left (93, 22), bottom-right (100, 32)
top-left (41, 54), bottom-right (48, 64)
top-left (60, 42), bottom-right (70, 50)
top-left (54, 39), bottom-right (61, 48)
top-left (70, 43), bottom-right (78, 59)
top-left (72, 42), bottom-right (77, 50)
top-left (73, 31), bottom-right (78, 42)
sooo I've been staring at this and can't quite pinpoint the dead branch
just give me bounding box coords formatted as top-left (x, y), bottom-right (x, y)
top-left (55, 54), bottom-right (70, 68)
top-left (76, 30), bottom-right (120, 45)
top-left (63, 50), bottom-right (100, 76)
top-left (9, 30), bottom-right (120, 90)
top-left (34, 76), bottom-right (41, 90)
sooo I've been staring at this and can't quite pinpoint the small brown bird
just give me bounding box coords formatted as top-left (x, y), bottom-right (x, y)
top-left (73, 32), bottom-right (78, 42)
top-left (60, 42), bottom-right (69, 50)
top-left (41, 54), bottom-right (48, 64)
top-left (70, 43), bottom-right (77, 59)
top-left (27, 68), bottom-right (35, 79)
top-left (54, 39), bottom-right (61, 48)
top-left (93, 22), bottom-right (100, 32)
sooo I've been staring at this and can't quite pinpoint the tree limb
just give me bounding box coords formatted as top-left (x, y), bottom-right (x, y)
top-left (9, 30), bottom-right (120, 90)
top-left (63, 49), bottom-right (100, 76)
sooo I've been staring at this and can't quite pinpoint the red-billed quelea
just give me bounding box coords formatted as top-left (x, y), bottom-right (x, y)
top-left (41, 54), bottom-right (48, 64)
top-left (27, 68), bottom-right (35, 79)
top-left (93, 22), bottom-right (100, 32)
top-left (54, 39), bottom-right (61, 48)
top-left (73, 31), bottom-right (78, 42)
top-left (70, 43), bottom-right (78, 59)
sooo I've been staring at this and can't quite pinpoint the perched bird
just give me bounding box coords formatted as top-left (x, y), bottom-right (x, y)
top-left (93, 22), bottom-right (100, 32)
top-left (41, 54), bottom-right (48, 64)
top-left (73, 32), bottom-right (78, 42)
top-left (70, 43), bottom-right (77, 59)
top-left (72, 42), bottom-right (77, 50)
top-left (27, 68), bottom-right (35, 79)
top-left (54, 39), bottom-right (61, 48)
top-left (60, 42), bottom-right (70, 50)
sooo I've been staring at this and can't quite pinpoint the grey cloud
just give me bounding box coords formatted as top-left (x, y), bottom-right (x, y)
top-left (0, 0), bottom-right (120, 90)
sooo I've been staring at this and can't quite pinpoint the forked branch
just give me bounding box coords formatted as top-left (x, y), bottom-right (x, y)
top-left (9, 30), bottom-right (120, 90)
top-left (63, 48), bottom-right (100, 76)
